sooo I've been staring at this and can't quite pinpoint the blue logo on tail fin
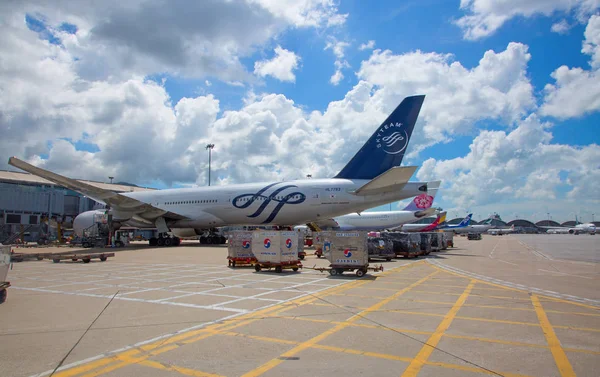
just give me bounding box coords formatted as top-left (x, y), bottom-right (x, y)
top-left (334, 95), bottom-right (425, 180)
top-left (459, 214), bottom-right (472, 227)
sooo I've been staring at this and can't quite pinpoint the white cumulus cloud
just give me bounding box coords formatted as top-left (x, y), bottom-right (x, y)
top-left (359, 40), bottom-right (376, 50)
top-left (254, 46), bottom-right (301, 82)
top-left (551, 19), bottom-right (572, 34)
top-left (541, 15), bottom-right (600, 119)
top-left (357, 42), bottom-right (535, 157)
top-left (416, 114), bottom-right (600, 220)
top-left (456, 0), bottom-right (599, 40)
top-left (325, 37), bottom-right (351, 86)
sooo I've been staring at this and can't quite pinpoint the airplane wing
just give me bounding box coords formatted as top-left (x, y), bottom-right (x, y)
top-left (352, 166), bottom-right (417, 196)
top-left (8, 157), bottom-right (187, 221)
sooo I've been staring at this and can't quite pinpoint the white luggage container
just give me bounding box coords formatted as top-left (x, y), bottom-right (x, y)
top-left (252, 231), bottom-right (302, 273)
top-left (227, 231), bottom-right (256, 267)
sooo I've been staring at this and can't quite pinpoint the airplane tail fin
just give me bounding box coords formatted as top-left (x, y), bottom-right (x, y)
top-left (402, 180), bottom-right (440, 211)
top-left (457, 214), bottom-right (472, 227)
top-left (334, 95), bottom-right (426, 180)
top-left (432, 211), bottom-right (446, 226)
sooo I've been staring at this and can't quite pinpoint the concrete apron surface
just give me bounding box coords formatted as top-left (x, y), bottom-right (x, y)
top-left (0, 236), bottom-right (598, 377)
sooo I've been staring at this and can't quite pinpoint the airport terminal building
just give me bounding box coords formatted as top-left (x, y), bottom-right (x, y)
top-left (0, 170), bottom-right (155, 243)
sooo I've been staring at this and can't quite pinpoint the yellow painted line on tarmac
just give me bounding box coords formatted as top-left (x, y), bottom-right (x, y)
top-left (425, 361), bottom-right (532, 377)
top-left (139, 360), bottom-right (224, 377)
top-left (538, 295), bottom-right (600, 311)
top-left (239, 268), bottom-right (440, 377)
top-left (52, 278), bottom-right (366, 377)
top-left (220, 329), bottom-right (533, 376)
top-left (410, 290), bottom-right (533, 301)
top-left (531, 295), bottom-right (576, 377)
top-left (433, 264), bottom-right (600, 311)
top-left (401, 280), bottom-right (475, 377)
top-left (373, 309), bottom-right (545, 328)
top-left (279, 314), bottom-right (600, 356)
top-left (330, 293), bottom-right (388, 299)
top-left (552, 324), bottom-right (600, 333)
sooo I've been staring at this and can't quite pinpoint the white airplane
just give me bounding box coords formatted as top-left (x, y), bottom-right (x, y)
top-left (543, 217), bottom-right (596, 235)
top-left (9, 95), bottom-right (440, 247)
top-left (565, 223), bottom-right (596, 235)
top-left (450, 218), bottom-right (495, 234)
top-left (488, 224), bottom-right (515, 235)
top-left (393, 211), bottom-right (447, 232)
top-left (300, 181), bottom-right (440, 231)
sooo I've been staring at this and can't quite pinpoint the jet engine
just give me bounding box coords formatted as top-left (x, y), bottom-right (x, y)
top-left (73, 210), bottom-right (122, 237)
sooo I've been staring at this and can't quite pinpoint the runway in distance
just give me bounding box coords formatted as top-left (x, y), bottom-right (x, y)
top-left (298, 181), bottom-right (440, 231)
top-left (9, 95), bottom-right (442, 246)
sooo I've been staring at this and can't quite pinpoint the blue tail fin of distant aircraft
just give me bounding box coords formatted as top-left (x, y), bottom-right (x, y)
top-left (457, 214), bottom-right (472, 227)
top-left (334, 95), bottom-right (425, 180)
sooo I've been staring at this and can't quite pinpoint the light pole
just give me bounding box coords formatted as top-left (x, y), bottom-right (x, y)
top-left (108, 176), bottom-right (114, 184)
top-left (206, 144), bottom-right (215, 186)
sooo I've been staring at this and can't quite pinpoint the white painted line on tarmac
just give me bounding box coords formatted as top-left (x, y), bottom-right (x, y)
top-left (495, 259), bottom-right (519, 266)
top-left (488, 240), bottom-right (500, 258)
top-left (537, 269), bottom-right (593, 280)
top-left (427, 259), bottom-right (600, 307)
top-left (27, 277), bottom-right (353, 377)
top-left (10, 286), bottom-right (248, 313)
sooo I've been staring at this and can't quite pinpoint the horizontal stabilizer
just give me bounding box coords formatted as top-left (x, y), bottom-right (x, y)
top-left (353, 166), bottom-right (417, 196)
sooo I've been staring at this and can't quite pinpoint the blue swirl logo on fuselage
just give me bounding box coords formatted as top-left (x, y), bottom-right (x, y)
top-left (232, 183), bottom-right (306, 224)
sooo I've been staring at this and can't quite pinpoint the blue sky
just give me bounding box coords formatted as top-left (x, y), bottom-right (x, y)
top-left (3, 0), bottom-right (600, 223)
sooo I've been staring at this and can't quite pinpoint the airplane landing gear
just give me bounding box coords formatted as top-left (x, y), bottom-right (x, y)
top-left (149, 234), bottom-right (180, 247)
top-left (199, 235), bottom-right (226, 245)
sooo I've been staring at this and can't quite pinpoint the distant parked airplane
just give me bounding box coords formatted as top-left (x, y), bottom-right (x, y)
top-left (488, 224), bottom-right (515, 235)
top-left (299, 181), bottom-right (440, 231)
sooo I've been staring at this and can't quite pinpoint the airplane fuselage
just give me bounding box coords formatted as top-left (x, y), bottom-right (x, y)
top-left (329, 209), bottom-right (434, 231)
top-left (107, 178), bottom-right (429, 234)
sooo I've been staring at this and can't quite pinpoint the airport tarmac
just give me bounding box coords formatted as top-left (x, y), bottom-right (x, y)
top-left (1, 235), bottom-right (598, 377)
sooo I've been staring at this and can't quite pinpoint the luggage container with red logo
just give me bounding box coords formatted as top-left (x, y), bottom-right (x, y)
top-left (226, 231), bottom-right (257, 267)
top-left (310, 231), bottom-right (383, 277)
top-left (252, 231), bottom-right (302, 273)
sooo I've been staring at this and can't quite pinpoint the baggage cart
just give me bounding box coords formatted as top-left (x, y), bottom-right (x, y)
top-left (367, 237), bottom-right (395, 261)
top-left (226, 231), bottom-right (257, 267)
top-left (10, 252), bottom-right (54, 262)
top-left (1, 246), bottom-right (11, 304)
top-left (381, 232), bottom-right (420, 258)
top-left (297, 232), bottom-right (307, 260)
top-left (443, 232), bottom-right (454, 248)
top-left (48, 252), bottom-right (115, 263)
top-left (313, 232), bottom-right (325, 258)
top-left (420, 233), bottom-right (433, 255)
top-left (430, 232), bottom-right (442, 252)
top-left (312, 231), bottom-right (383, 277)
top-left (440, 233), bottom-right (448, 250)
top-left (252, 231), bottom-right (302, 273)
top-left (468, 233), bottom-right (482, 240)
